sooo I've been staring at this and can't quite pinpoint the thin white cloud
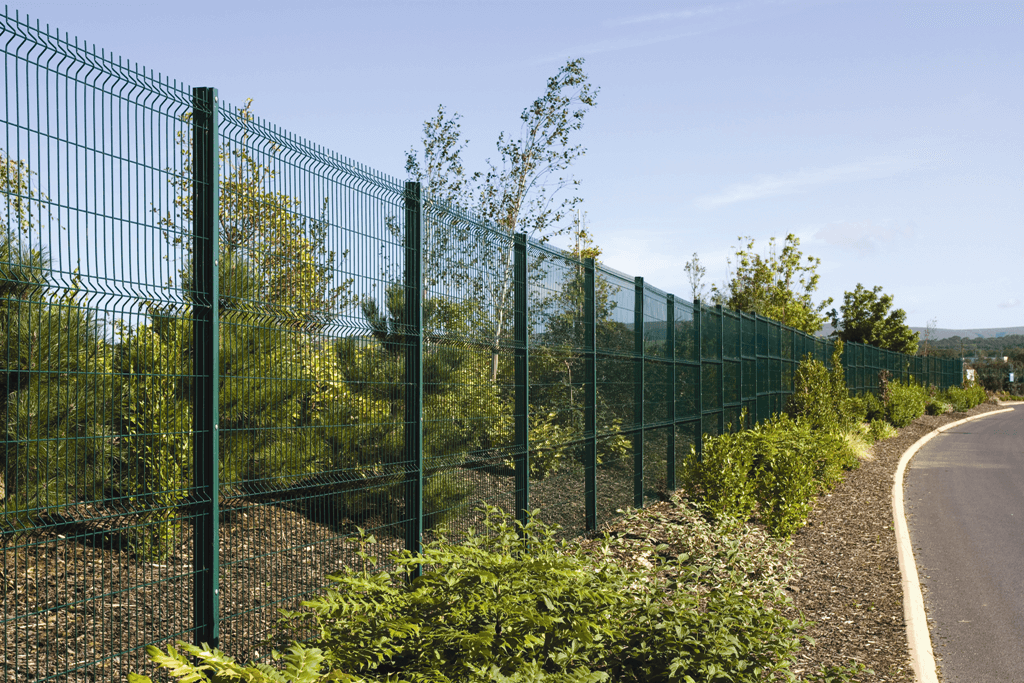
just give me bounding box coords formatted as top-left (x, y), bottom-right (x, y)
top-left (608, 0), bottom-right (805, 26)
top-left (528, 30), bottom-right (706, 65)
top-left (813, 219), bottom-right (917, 255)
top-left (998, 298), bottom-right (1020, 309)
top-left (609, 4), bottom-right (734, 26)
top-left (694, 157), bottom-right (924, 210)
top-left (532, 0), bottom-right (805, 65)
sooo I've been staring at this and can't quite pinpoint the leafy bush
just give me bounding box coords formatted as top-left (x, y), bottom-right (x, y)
top-left (681, 414), bottom-right (859, 537)
top-left (678, 426), bottom-right (757, 524)
top-left (860, 392), bottom-right (885, 422)
top-left (133, 503), bottom-right (833, 682)
top-left (925, 398), bottom-right (951, 416)
top-left (867, 419), bottom-right (897, 443)
top-left (787, 341), bottom-right (857, 435)
top-left (941, 382), bottom-right (987, 412)
top-left (884, 381), bottom-right (929, 427)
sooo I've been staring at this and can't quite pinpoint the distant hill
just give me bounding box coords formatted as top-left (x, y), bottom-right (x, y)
top-left (908, 326), bottom-right (1024, 340)
top-left (816, 325), bottom-right (1024, 341)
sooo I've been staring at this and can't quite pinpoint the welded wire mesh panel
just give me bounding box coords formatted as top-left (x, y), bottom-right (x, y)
top-left (702, 363), bottom-right (721, 412)
top-left (644, 358), bottom-right (670, 425)
top-left (643, 285), bottom-right (668, 425)
top-left (418, 199), bottom-right (516, 538)
top-left (675, 364), bottom-right (699, 419)
top-left (595, 265), bottom-right (635, 431)
top-left (782, 327), bottom-right (793, 361)
top-left (740, 313), bottom-right (755, 358)
top-left (526, 243), bottom-right (587, 534)
top-left (642, 426), bottom-right (669, 506)
top-left (641, 286), bottom-right (669, 504)
top-left (756, 316), bottom-right (769, 357)
top-left (591, 264), bottom-right (636, 526)
top-left (595, 433), bottom-right (634, 527)
top-left (530, 441), bottom-right (586, 539)
top-left (643, 285), bottom-right (667, 359)
top-left (1, 13), bottom-right (201, 681)
top-left (674, 421), bottom-right (699, 490)
top-left (701, 306), bottom-right (721, 362)
top-left (742, 358), bottom-right (756, 403)
top-left (673, 301), bottom-right (698, 418)
top-left (674, 299), bottom-right (697, 363)
top-left (724, 312), bottom-right (740, 360)
top-left (211, 101), bottom-right (415, 659)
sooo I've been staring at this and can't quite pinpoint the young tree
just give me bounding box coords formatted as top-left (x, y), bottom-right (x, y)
top-left (684, 253), bottom-right (706, 302)
top-left (921, 318), bottom-right (938, 357)
top-left (710, 234), bottom-right (832, 334)
top-left (158, 99), bottom-right (354, 332)
top-left (404, 58), bottom-right (598, 380)
top-left (827, 283), bottom-right (919, 355)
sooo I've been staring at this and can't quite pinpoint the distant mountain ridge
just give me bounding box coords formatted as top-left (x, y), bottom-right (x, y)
top-left (907, 326), bottom-right (1024, 341)
top-left (816, 325), bottom-right (1024, 341)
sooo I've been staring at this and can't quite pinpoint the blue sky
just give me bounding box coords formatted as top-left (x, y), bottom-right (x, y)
top-left (20, 0), bottom-right (1023, 330)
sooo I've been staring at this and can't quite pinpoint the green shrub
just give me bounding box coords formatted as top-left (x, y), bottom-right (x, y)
top-left (860, 392), bottom-right (885, 422)
top-left (941, 382), bottom-right (987, 412)
top-left (751, 417), bottom-right (819, 537)
top-left (885, 381), bottom-right (929, 427)
top-left (841, 396), bottom-right (868, 426)
top-left (925, 398), bottom-right (951, 416)
top-left (678, 429), bottom-right (757, 523)
top-left (132, 503), bottom-right (824, 682)
top-left (682, 414), bottom-right (859, 537)
top-left (787, 341), bottom-right (857, 435)
top-left (867, 419), bottom-right (897, 442)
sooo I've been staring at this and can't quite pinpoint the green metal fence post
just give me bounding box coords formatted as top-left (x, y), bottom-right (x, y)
top-left (717, 304), bottom-right (725, 434)
top-left (666, 294), bottom-right (676, 491)
top-left (192, 86), bottom-right (220, 648)
top-left (694, 299), bottom-right (703, 462)
top-left (513, 234), bottom-right (530, 525)
top-left (633, 277), bottom-right (645, 507)
top-left (404, 181), bottom-right (424, 561)
top-left (584, 258), bottom-right (598, 530)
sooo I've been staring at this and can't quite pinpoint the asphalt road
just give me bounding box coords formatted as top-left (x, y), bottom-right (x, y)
top-left (904, 406), bottom-right (1024, 683)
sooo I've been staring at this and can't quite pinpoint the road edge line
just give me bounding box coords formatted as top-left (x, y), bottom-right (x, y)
top-left (893, 407), bottom-right (1015, 683)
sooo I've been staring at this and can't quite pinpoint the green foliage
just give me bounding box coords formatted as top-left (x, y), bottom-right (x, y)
top-left (787, 341), bottom-right (857, 435)
top-left (683, 252), bottom-right (706, 301)
top-left (678, 428), bottom-right (758, 524)
top-left (138, 502), bottom-right (831, 682)
top-left (866, 419), bottom-right (897, 443)
top-left (969, 357), bottom-right (1020, 393)
top-left (925, 398), bottom-right (951, 416)
top-left (710, 234), bottom-right (832, 334)
top-left (128, 640), bottom-right (328, 683)
top-left (161, 99), bottom-right (353, 332)
top-left (828, 284), bottom-right (918, 355)
top-left (1, 237), bottom-right (117, 534)
top-left (407, 59), bottom-right (598, 382)
top-left (859, 392), bottom-right (885, 422)
top-left (884, 381), bottom-right (929, 428)
top-left (940, 381), bottom-right (987, 412)
top-left (681, 413), bottom-right (858, 537)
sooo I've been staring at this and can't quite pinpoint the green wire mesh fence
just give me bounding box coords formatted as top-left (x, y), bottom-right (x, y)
top-left (0, 9), bottom-right (963, 681)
